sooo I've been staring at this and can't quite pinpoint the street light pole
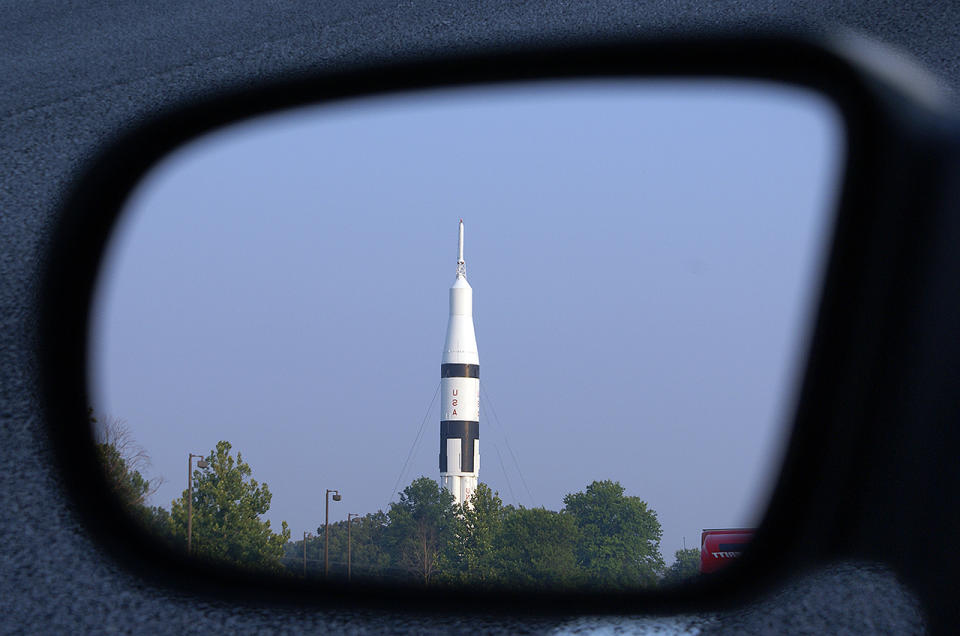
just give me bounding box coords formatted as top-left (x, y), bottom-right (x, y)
top-left (347, 513), bottom-right (360, 582)
top-left (303, 531), bottom-right (310, 577)
top-left (324, 489), bottom-right (341, 579)
top-left (187, 452), bottom-right (208, 555)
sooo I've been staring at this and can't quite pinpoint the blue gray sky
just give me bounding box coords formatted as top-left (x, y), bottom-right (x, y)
top-left (91, 79), bottom-right (843, 566)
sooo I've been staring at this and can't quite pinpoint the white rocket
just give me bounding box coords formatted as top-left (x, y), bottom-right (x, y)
top-left (440, 219), bottom-right (480, 507)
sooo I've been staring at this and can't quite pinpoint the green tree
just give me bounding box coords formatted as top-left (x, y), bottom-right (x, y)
top-left (96, 439), bottom-right (150, 506)
top-left (294, 511), bottom-right (394, 580)
top-left (443, 482), bottom-right (506, 585)
top-left (329, 511), bottom-right (395, 579)
top-left (139, 505), bottom-right (174, 542)
top-left (563, 480), bottom-right (664, 588)
top-left (661, 547), bottom-right (701, 585)
top-left (90, 409), bottom-right (163, 508)
top-left (170, 441), bottom-right (290, 570)
top-left (90, 409), bottom-right (176, 545)
top-left (386, 476), bottom-right (456, 585)
top-left (490, 507), bottom-right (582, 588)
top-left (347, 511), bottom-right (393, 577)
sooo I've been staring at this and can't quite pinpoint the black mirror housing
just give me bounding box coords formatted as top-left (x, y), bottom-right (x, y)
top-left (37, 29), bottom-right (960, 630)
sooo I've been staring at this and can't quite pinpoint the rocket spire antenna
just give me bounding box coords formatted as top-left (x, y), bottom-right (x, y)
top-left (456, 219), bottom-right (466, 278)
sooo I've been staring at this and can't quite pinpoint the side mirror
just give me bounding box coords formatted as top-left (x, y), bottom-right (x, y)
top-left (38, 31), bottom-right (959, 621)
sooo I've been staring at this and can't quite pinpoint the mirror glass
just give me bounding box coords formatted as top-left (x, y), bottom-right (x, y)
top-left (89, 79), bottom-right (843, 588)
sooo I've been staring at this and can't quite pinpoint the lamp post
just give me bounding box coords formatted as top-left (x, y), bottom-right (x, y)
top-left (303, 531), bottom-right (312, 577)
top-left (324, 489), bottom-right (341, 579)
top-left (347, 513), bottom-right (360, 582)
top-left (187, 452), bottom-right (208, 555)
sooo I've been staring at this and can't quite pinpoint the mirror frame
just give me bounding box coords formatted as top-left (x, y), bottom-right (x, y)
top-left (38, 29), bottom-right (956, 618)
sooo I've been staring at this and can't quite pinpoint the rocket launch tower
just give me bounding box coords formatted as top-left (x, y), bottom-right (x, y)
top-left (440, 220), bottom-right (480, 507)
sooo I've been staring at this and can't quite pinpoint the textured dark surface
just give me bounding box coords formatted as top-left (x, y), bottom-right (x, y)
top-left (1, 1), bottom-right (957, 632)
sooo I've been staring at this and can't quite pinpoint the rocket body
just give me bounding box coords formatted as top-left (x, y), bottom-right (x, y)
top-left (440, 221), bottom-right (480, 507)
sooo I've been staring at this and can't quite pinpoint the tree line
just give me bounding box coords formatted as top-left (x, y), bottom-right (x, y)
top-left (297, 477), bottom-right (684, 589)
top-left (93, 415), bottom-right (700, 587)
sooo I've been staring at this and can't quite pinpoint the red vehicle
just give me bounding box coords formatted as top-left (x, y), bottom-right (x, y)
top-left (700, 528), bottom-right (755, 574)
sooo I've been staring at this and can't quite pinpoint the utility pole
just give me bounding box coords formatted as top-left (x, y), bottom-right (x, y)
top-left (347, 513), bottom-right (360, 582)
top-left (324, 489), bottom-right (341, 579)
top-left (303, 531), bottom-right (309, 577)
top-left (186, 452), bottom-right (208, 555)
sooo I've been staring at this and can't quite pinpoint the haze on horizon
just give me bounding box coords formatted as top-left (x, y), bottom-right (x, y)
top-left (90, 79), bottom-right (844, 567)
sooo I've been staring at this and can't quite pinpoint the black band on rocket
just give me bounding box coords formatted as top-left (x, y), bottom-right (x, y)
top-left (439, 420), bottom-right (479, 472)
top-left (441, 363), bottom-right (479, 378)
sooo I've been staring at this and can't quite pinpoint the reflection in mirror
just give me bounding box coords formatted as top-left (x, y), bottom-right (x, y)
top-left (90, 80), bottom-right (843, 588)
